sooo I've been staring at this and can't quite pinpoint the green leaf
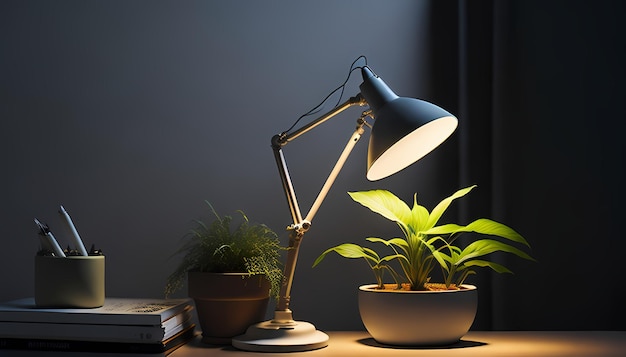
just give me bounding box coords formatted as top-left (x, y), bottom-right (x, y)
top-left (348, 190), bottom-right (412, 231)
top-left (366, 237), bottom-right (409, 251)
top-left (312, 243), bottom-right (379, 267)
top-left (423, 223), bottom-right (465, 236)
top-left (456, 239), bottom-right (534, 265)
top-left (431, 250), bottom-right (451, 271)
top-left (460, 218), bottom-right (531, 247)
top-left (380, 254), bottom-right (408, 263)
top-left (462, 259), bottom-right (513, 274)
top-left (425, 185), bottom-right (476, 229)
top-left (409, 193), bottom-right (430, 232)
top-left (425, 235), bottom-right (448, 247)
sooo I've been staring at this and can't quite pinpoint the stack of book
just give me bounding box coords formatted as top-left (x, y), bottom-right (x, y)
top-left (0, 297), bottom-right (196, 354)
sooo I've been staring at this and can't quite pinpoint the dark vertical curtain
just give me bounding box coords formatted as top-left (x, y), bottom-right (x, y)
top-left (431, 0), bottom-right (626, 330)
top-left (428, 0), bottom-right (496, 330)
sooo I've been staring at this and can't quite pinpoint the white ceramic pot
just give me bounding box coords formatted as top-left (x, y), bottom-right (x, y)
top-left (358, 284), bottom-right (477, 346)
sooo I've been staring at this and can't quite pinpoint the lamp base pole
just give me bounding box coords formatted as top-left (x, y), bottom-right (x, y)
top-left (232, 319), bottom-right (329, 352)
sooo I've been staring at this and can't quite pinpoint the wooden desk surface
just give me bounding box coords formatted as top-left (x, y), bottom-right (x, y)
top-left (1, 331), bottom-right (625, 356)
top-left (171, 331), bottom-right (626, 357)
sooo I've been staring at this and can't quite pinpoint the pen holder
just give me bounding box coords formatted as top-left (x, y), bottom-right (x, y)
top-left (35, 255), bottom-right (105, 308)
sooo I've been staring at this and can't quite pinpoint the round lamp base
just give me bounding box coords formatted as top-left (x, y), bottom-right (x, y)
top-left (232, 320), bottom-right (329, 352)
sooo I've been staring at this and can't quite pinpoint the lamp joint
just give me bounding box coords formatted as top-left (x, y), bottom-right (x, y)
top-left (357, 110), bottom-right (374, 131)
top-left (272, 133), bottom-right (287, 149)
top-left (287, 220), bottom-right (311, 235)
top-left (350, 93), bottom-right (368, 107)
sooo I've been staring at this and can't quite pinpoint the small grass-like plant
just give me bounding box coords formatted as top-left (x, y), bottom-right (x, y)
top-left (313, 185), bottom-right (534, 290)
top-left (165, 202), bottom-right (283, 298)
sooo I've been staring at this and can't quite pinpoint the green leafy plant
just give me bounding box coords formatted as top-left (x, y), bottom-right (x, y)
top-left (313, 185), bottom-right (534, 290)
top-left (165, 202), bottom-right (284, 298)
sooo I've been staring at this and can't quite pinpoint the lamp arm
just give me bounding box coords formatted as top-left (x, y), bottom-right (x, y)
top-left (274, 94), bottom-right (366, 145)
top-left (304, 119), bottom-right (367, 223)
top-left (270, 93), bottom-right (367, 229)
top-left (269, 95), bottom-right (369, 322)
top-left (272, 148), bottom-right (304, 227)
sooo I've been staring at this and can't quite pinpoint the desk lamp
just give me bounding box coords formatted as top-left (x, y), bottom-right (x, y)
top-left (232, 63), bottom-right (458, 352)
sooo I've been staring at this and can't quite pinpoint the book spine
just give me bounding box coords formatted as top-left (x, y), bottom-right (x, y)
top-left (0, 338), bottom-right (167, 353)
top-left (0, 298), bottom-right (193, 326)
top-left (0, 325), bottom-right (196, 354)
top-left (0, 321), bottom-right (167, 343)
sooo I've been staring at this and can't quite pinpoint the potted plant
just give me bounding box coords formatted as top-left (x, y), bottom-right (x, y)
top-left (313, 185), bottom-right (534, 346)
top-left (165, 202), bottom-right (284, 345)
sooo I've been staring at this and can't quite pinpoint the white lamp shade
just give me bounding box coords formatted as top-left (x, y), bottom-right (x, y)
top-left (359, 67), bottom-right (458, 181)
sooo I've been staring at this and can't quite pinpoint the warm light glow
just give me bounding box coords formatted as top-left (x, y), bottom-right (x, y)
top-left (366, 115), bottom-right (458, 181)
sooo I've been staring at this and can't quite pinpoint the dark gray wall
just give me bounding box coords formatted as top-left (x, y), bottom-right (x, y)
top-left (0, 0), bottom-right (441, 331)
top-left (2, 0), bottom-right (625, 333)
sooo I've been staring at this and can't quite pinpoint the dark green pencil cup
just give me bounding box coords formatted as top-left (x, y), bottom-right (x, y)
top-left (34, 255), bottom-right (105, 308)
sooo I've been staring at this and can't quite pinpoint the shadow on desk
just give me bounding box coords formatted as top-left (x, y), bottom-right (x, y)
top-left (178, 333), bottom-right (488, 352)
top-left (357, 337), bottom-right (487, 350)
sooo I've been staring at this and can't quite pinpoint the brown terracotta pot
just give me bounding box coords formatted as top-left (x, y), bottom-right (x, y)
top-left (187, 271), bottom-right (271, 345)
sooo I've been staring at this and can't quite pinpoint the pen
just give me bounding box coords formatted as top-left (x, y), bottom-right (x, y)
top-left (58, 205), bottom-right (88, 256)
top-left (34, 220), bottom-right (54, 253)
top-left (34, 218), bottom-right (66, 257)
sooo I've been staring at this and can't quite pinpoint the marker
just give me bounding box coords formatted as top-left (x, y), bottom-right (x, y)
top-left (59, 205), bottom-right (88, 256)
top-left (34, 218), bottom-right (66, 257)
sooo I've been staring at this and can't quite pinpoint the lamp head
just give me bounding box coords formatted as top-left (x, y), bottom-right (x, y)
top-left (360, 67), bottom-right (458, 181)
